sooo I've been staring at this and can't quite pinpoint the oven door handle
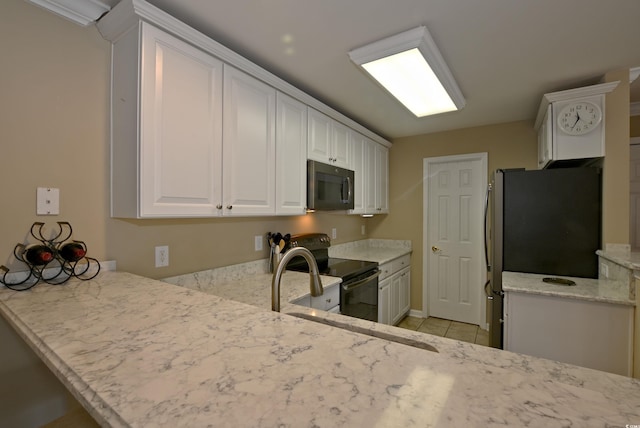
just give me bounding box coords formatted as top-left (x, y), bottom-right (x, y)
top-left (341, 270), bottom-right (381, 291)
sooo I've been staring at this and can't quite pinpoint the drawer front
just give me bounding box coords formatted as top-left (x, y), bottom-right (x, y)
top-left (392, 254), bottom-right (410, 273)
top-left (378, 261), bottom-right (393, 281)
top-left (311, 283), bottom-right (340, 311)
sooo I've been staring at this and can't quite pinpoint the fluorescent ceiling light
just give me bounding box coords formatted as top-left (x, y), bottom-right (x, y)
top-left (349, 26), bottom-right (465, 117)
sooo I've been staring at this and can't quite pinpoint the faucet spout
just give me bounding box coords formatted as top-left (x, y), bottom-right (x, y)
top-left (271, 246), bottom-right (323, 312)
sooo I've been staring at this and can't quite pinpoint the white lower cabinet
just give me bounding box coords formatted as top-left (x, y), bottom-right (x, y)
top-left (378, 255), bottom-right (411, 325)
top-left (504, 291), bottom-right (633, 376)
top-left (378, 277), bottom-right (392, 325)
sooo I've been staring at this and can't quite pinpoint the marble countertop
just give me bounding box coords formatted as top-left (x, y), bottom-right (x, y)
top-left (328, 239), bottom-right (412, 265)
top-left (502, 271), bottom-right (635, 305)
top-left (164, 270), bottom-right (342, 310)
top-left (2, 270), bottom-right (640, 427)
top-left (597, 249), bottom-right (640, 271)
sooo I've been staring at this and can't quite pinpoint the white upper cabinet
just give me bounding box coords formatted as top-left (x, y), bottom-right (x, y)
top-left (222, 65), bottom-right (276, 216)
top-left (374, 143), bottom-right (389, 214)
top-left (349, 131), bottom-right (389, 215)
top-left (98, 0), bottom-right (389, 218)
top-left (308, 108), bottom-right (351, 169)
top-left (534, 82), bottom-right (618, 169)
top-left (112, 22), bottom-right (223, 218)
top-left (349, 131), bottom-right (366, 214)
top-left (276, 92), bottom-right (308, 215)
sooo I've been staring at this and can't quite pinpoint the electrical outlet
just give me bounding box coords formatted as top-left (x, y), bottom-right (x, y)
top-left (155, 246), bottom-right (169, 267)
top-left (255, 235), bottom-right (263, 251)
top-left (331, 228), bottom-right (337, 239)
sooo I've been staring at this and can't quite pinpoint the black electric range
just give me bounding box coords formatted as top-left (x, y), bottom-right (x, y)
top-left (285, 233), bottom-right (379, 321)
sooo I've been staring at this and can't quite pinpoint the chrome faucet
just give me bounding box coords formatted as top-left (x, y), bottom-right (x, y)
top-left (271, 246), bottom-right (323, 312)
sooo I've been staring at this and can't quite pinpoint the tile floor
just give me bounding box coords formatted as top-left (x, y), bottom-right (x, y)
top-left (396, 316), bottom-right (489, 346)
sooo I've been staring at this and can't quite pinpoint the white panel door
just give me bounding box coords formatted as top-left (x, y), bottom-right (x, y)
top-left (276, 92), bottom-right (307, 215)
top-left (630, 143), bottom-right (640, 250)
top-left (222, 65), bottom-right (276, 216)
top-left (140, 23), bottom-right (223, 217)
top-left (424, 153), bottom-right (487, 325)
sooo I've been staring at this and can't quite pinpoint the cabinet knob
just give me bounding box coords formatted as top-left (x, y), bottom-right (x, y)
top-left (216, 204), bottom-right (222, 209)
top-left (227, 205), bottom-right (233, 209)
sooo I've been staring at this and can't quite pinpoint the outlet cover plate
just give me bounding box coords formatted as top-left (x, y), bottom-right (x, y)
top-left (36, 187), bottom-right (60, 215)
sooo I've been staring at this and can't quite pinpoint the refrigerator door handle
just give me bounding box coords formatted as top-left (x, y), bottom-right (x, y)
top-left (484, 183), bottom-right (492, 272)
top-left (484, 279), bottom-right (493, 299)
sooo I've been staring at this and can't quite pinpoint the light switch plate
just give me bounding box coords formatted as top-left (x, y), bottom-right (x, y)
top-left (36, 187), bottom-right (60, 215)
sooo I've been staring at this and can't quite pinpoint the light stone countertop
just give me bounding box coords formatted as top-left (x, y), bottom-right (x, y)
top-left (164, 270), bottom-right (342, 310)
top-left (328, 238), bottom-right (412, 264)
top-left (502, 271), bottom-right (635, 306)
top-left (1, 270), bottom-right (640, 427)
top-left (597, 249), bottom-right (640, 271)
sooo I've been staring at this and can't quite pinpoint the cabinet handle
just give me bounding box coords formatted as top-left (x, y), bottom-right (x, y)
top-left (216, 204), bottom-right (222, 209)
top-left (227, 205), bottom-right (233, 209)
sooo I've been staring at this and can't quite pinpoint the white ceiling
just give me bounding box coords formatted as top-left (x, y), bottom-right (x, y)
top-left (100, 0), bottom-right (640, 140)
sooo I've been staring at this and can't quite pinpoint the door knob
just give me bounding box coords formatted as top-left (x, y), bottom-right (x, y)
top-left (431, 246), bottom-right (440, 253)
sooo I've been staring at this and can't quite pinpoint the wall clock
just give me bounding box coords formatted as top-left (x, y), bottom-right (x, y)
top-left (534, 82), bottom-right (618, 169)
top-left (557, 100), bottom-right (602, 135)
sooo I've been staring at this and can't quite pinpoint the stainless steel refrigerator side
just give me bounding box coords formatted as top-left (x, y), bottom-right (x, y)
top-left (489, 170), bottom-right (504, 348)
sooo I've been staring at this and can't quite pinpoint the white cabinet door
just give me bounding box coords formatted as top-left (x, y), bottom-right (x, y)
top-left (222, 65), bottom-right (276, 216)
top-left (276, 92), bottom-right (307, 215)
top-left (504, 291), bottom-right (633, 376)
top-left (374, 143), bottom-right (389, 213)
top-left (308, 108), bottom-right (332, 164)
top-left (537, 104), bottom-right (552, 169)
top-left (395, 267), bottom-right (411, 324)
top-left (331, 120), bottom-right (351, 168)
top-left (364, 141), bottom-right (377, 214)
top-left (135, 23), bottom-right (223, 217)
top-left (307, 108), bottom-right (350, 168)
top-left (378, 277), bottom-right (392, 325)
top-left (349, 131), bottom-right (366, 214)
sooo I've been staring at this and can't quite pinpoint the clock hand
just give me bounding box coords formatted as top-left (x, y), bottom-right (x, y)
top-left (571, 113), bottom-right (580, 129)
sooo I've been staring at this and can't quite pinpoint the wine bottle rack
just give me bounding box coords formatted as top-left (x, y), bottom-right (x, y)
top-left (0, 222), bottom-right (100, 291)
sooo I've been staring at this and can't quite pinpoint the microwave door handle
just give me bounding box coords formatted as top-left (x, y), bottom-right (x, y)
top-left (342, 176), bottom-right (352, 203)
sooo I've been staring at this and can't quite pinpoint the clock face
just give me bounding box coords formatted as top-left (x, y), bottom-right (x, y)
top-left (557, 101), bottom-right (602, 135)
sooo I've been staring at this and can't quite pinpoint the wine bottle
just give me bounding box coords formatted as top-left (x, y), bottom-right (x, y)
top-left (24, 244), bottom-right (54, 266)
top-left (59, 242), bottom-right (86, 262)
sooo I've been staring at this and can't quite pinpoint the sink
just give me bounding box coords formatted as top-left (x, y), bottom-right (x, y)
top-left (287, 312), bottom-right (438, 353)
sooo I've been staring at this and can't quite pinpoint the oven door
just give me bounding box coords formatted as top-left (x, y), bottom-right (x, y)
top-left (340, 270), bottom-right (380, 322)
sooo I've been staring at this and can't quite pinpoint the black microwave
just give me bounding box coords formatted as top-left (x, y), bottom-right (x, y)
top-left (307, 160), bottom-right (355, 210)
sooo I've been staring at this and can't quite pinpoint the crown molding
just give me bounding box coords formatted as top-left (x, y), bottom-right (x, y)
top-left (28, 0), bottom-right (110, 26)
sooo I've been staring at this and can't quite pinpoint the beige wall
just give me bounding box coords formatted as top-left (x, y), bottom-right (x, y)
top-left (368, 121), bottom-right (538, 310)
top-left (603, 70), bottom-right (631, 246)
top-left (631, 115), bottom-right (640, 137)
top-left (1, 0), bottom-right (365, 279)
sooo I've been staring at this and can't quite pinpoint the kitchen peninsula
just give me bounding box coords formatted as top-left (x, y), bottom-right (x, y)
top-left (1, 270), bottom-right (640, 427)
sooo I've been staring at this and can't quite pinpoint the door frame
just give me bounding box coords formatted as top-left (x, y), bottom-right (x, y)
top-left (422, 152), bottom-right (488, 327)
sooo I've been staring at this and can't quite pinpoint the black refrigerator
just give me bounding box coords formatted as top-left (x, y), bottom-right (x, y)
top-left (486, 167), bottom-right (602, 348)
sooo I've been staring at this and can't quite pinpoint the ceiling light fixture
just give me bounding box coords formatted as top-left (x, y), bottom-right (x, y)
top-left (349, 26), bottom-right (465, 117)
